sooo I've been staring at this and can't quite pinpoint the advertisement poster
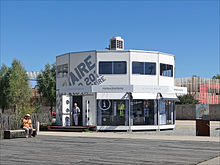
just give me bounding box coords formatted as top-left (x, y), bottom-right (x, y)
top-left (196, 104), bottom-right (209, 120)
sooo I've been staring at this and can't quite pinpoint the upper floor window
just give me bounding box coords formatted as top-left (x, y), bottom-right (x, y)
top-left (57, 64), bottom-right (68, 78)
top-left (99, 61), bottom-right (127, 74)
top-left (160, 63), bottom-right (173, 77)
top-left (132, 62), bottom-right (156, 75)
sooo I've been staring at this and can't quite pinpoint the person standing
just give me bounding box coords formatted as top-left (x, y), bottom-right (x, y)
top-left (71, 103), bottom-right (80, 126)
top-left (23, 114), bottom-right (33, 138)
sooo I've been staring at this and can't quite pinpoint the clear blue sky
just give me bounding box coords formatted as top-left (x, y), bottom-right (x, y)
top-left (1, 0), bottom-right (219, 78)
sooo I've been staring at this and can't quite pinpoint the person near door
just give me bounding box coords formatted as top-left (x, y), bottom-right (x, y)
top-left (71, 103), bottom-right (80, 126)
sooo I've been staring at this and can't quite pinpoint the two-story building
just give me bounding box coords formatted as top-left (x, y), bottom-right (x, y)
top-left (56, 37), bottom-right (187, 131)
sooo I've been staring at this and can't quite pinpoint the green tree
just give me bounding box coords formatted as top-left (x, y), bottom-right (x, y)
top-left (177, 94), bottom-right (199, 104)
top-left (7, 59), bottom-right (32, 115)
top-left (0, 64), bottom-right (10, 112)
top-left (212, 74), bottom-right (220, 79)
top-left (37, 63), bottom-right (56, 112)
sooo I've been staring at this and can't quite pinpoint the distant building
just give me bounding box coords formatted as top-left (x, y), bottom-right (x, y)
top-left (175, 76), bottom-right (220, 104)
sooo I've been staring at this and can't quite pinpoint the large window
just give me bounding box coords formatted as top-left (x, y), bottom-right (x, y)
top-left (57, 64), bottom-right (68, 78)
top-left (99, 61), bottom-right (127, 74)
top-left (132, 62), bottom-right (156, 75)
top-left (97, 100), bottom-right (128, 126)
top-left (160, 63), bottom-right (173, 77)
top-left (132, 100), bottom-right (155, 125)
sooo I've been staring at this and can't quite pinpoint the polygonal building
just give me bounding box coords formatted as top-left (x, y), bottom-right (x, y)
top-left (56, 37), bottom-right (187, 131)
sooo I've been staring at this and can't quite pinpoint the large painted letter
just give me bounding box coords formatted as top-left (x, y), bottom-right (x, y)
top-left (69, 72), bottom-right (79, 86)
top-left (77, 63), bottom-right (89, 77)
top-left (84, 55), bottom-right (95, 71)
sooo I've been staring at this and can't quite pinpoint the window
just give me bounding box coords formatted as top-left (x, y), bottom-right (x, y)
top-left (132, 62), bottom-right (156, 75)
top-left (99, 62), bottom-right (112, 74)
top-left (160, 63), bottom-right (173, 77)
top-left (99, 61), bottom-right (127, 74)
top-left (132, 100), bottom-right (155, 125)
top-left (145, 62), bottom-right (156, 75)
top-left (132, 62), bottom-right (144, 74)
top-left (113, 61), bottom-right (126, 74)
top-left (97, 100), bottom-right (128, 126)
top-left (56, 64), bottom-right (68, 78)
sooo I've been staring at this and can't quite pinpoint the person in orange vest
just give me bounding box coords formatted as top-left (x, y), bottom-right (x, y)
top-left (23, 114), bottom-right (33, 138)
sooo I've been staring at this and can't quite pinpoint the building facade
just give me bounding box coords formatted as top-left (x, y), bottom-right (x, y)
top-left (175, 76), bottom-right (220, 104)
top-left (56, 37), bottom-right (187, 131)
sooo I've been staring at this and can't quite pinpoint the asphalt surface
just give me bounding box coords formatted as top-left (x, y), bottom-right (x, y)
top-left (1, 134), bottom-right (219, 165)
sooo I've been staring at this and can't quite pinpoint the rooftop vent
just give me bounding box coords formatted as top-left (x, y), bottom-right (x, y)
top-left (109, 36), bottom-right (124, 50)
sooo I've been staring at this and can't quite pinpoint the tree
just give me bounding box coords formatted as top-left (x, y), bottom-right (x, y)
top-left (37, 63), bottom-right (56, 112)
top-left (7, 59), bottom-right (32, 115)
top-left (212, 74), bottom-right (220, 79)
top-left (177, 94), bottom-right (199, 104)
top-left (0, 64), bottom-right (10, 112)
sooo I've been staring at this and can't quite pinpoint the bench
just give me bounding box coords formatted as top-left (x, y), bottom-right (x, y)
top-left (4, 129), bottom-right (37, 139)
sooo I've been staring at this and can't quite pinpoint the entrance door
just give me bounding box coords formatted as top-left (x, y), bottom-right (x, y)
top-left (72, 96), bottom-right (83, 126)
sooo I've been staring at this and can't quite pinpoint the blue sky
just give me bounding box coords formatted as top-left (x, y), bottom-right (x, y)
top-left (0, 0), bottom-right (219, 78)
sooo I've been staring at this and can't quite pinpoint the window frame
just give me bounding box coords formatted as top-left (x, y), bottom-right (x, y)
top-left (160, 63), bottom-right (173, 77)
top-left (132, 61), bottom-right (156, 75)
top-left (99, 61), bottom-right (127, 75)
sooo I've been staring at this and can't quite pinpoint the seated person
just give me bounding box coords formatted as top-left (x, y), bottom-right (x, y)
top-left (23, 114), bottom-right (33, 138)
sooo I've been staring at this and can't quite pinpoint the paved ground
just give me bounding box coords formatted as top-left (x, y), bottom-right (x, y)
top-left (1, 134), bottom-right (219, 165)
top-left (0, 120), bottom-right (219, 165)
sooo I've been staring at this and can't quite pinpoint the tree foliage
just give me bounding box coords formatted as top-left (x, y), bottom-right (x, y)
top-left (0, 59), bottom-right (31, 115)
top-left (37, 63), bottom-right (56, 111)
top-left (0, 64), bottom-right (10, 112)
top-left (177, 94), bottom-right (199, 104)
top-left (212, 74), bottom-right (220, 79)
top-left (7, 60), bottom-right (32, 114)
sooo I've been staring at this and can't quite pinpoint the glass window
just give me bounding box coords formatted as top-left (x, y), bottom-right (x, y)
top-left (145, 62), bottom-right (156, 75)
top-left (99, 62), bottom-right (112, 74)
top-left (132, 62), bottom-right (156, 75)
top-left (97, 100), bottom-right (128, 126)
top-left (56, 64), bottom-right (68, 78)
top-left (99, 61), bottom-right (127, 74)
top-left (132, 100), bottom-right (155, 125)
top-left (113, 61), bottom-right (126, 74)
top-left (160, 63), bottom-right (173, 77)
top-left (132, 62), bottom-right (144, 74)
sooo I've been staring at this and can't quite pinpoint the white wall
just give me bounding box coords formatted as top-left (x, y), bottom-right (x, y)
top-left (83, 94), bottom-right (96, 126)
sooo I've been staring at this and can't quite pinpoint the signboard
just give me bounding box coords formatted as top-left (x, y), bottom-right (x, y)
top-left (196, 104), bottom-right (209, 120)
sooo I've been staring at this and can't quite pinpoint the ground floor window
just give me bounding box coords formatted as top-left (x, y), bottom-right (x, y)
top-left (97, 100), bottom-right (129, 126)
top-left (97, 99), bottom-right (175, 126)
top-left (132, 100), bottom-right (155, 125)
top-left (158, 100), bottom-right (175, 125)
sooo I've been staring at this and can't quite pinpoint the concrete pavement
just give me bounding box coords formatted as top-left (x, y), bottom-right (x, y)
top-left (1, 120), bottom-right (219, 165)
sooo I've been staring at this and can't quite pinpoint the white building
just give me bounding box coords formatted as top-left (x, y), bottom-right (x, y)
top-left (56, 37), bottom-right (187, 131)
